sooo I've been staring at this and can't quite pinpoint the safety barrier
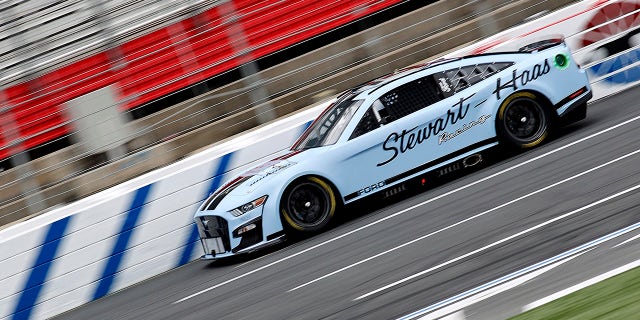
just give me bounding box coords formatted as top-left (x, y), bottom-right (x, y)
top-left (0, 0), bottom-right (489, 222)
top-left (0, 102), bottom-right (321, 320)
top-left (2, 0), bottom-right (638, 319)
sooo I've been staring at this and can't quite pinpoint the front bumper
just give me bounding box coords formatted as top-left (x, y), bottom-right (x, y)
top-left (200, 234), bottom-right (286, 260)
top-left (195, 206), bottom-right (285, 259)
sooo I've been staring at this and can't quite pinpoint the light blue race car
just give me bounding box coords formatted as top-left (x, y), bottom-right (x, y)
top-left (194, 38), bottom-right (592, 259)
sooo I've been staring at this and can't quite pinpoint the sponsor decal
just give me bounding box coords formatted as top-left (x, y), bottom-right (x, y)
top-left (377, 94), bottom-right (483, 166)
top-left (358, 181), bottom-right (386, 196)
top-left (438, 77), bottom-right (452, 93)
top-left (384, 183), bottom-right (407, 198)
top-left (437, 162), bottom-right (460, 177)
top-left (438, 114), bottom-right (491, 144)
top-left (493, 59), bottom-right (551, 99)
top-left (463, 154), bottom-right (482, 167)
top-left (249, 161), bottom-right (295, 186)
top-left (436, 153), bottom-right (483, 177)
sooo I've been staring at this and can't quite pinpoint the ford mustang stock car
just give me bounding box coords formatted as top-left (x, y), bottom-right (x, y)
top-left (194, 38), bottom-right (592, 259)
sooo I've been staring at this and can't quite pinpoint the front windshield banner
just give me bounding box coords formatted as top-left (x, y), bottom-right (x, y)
top-left (293, 97), bottom-right (363, 150)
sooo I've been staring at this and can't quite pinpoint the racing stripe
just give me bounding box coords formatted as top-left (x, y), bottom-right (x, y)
top-left (176, 152), bottom-right (234, 267)
top-left (92, 184), bottom-right (153, 300)
top-left (12, 216), bottom-right (72, 320)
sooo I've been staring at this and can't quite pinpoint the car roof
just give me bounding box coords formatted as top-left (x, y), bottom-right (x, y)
top-left (352, 50), bottom-right (531, 100)
top-left (350, 57), bottom-right (462, 99)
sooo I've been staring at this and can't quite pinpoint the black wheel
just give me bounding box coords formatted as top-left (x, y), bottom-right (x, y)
top-left (281, 176), bottom-right (337, 233)
top-left (497, 92), bottom-right (551, 148)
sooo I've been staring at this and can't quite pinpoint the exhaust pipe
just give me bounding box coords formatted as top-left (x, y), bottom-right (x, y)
top-left (463, 154), bottom-right (482, 168)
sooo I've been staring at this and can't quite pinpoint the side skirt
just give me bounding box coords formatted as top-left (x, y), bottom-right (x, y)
top-left (344, 138), bottom-right (499, 202)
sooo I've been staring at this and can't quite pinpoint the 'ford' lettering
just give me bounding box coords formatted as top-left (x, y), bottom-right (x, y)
top-left (358, 181), bottom-right (385, 196)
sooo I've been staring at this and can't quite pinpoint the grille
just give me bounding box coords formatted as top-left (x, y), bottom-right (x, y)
top-left (199, 216), bottom-right (231, 253)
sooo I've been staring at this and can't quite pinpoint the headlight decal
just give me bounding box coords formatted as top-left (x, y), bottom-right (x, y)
top-left (230, 195), bottom-right (268, 217)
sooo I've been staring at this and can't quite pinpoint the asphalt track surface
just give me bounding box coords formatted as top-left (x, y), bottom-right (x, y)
top-left (57, 86), bottom-right (640, 320)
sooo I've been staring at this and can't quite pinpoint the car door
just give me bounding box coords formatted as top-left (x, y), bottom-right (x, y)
top-left (329, 73), bottom-right (444, 201)
top-left (327, 102), bottom-right (401, 201)
top-left (374, 74), bottom-right (489, 174)
top-left (332, 69), bottom-right (494, 202)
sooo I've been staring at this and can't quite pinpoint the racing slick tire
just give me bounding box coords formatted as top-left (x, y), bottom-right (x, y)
top-left (280, 176), bottom-right (337, 234)
top-left (497, 91), bottom-right (552, 149)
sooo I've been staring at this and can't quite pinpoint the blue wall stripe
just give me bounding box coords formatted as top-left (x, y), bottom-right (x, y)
top-left (92, 184), bottom-right (153, 300)
top-left (176, 152), bottom-right (234, 267)
top-left (300, 120), bottom-right (313, 137)
top-left (12, 216), bottom-right (72, 320)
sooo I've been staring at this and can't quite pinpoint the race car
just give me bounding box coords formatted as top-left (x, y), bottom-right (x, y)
top-left (194, 38), bottom-right (592, 259)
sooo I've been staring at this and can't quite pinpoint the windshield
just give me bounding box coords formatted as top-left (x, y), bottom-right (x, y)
top-left (293, 97), bottom-right (363, 150)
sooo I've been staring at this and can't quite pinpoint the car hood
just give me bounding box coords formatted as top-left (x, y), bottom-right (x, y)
top-left (201, 149), bottom-right (310, 211)
top-left (240, 157), bottom-right (298, 192)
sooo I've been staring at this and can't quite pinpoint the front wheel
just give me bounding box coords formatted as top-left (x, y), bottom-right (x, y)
top-left (497, 92), bottom-right (552, 149)
top-left (280, 176), bottom-right (337, 234)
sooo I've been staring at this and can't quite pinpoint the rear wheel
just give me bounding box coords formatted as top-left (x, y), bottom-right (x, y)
top-left (497, 92), bottom-right (551, 149)
top-left (280, 177), bottom-right (337, 233)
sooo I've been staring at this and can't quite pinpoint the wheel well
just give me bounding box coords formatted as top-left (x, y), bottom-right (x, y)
top-left (495, 90), bottom-right (555, 130)
top-left (281, 175), bottom-right (343, 207)
top-left (525, 90), bottom-right (553, 112)
top-left (494, 90), bottom-right (555, 149)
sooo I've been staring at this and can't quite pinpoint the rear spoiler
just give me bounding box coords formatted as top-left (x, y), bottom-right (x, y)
top-left (518, 38), bottom-right (564, 53)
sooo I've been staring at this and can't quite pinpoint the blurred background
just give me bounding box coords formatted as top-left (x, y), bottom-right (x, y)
top-left (0, 0), bottom-right (580, 226)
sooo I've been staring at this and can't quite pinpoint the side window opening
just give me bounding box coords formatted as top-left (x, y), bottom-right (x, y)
top-left (349, 96), bottom-right (397, 139)
top-left (350, 108), bottom-right (380, 139)
top-left (351, 74), bottom-right (444, 141)
top-left (378, 75), bottom-right (442, 122)
top-left (372, 99), bottom-right (389, 124)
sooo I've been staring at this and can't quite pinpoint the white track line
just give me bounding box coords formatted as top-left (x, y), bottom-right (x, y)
top-left (398, 220), bottom-right (640, 320)
top-left (174, 113), bottom-right (640, 304)
top-left (522, 258), bottom-right (640, 312)
top-left (612, 232), bottom-right (640, 248)
top-left (415, 249), bottom-right (593, 320)
top-left (356, 183), bottom-right (640, 301)
top-left (289, 147), bottom-right (640, 292)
